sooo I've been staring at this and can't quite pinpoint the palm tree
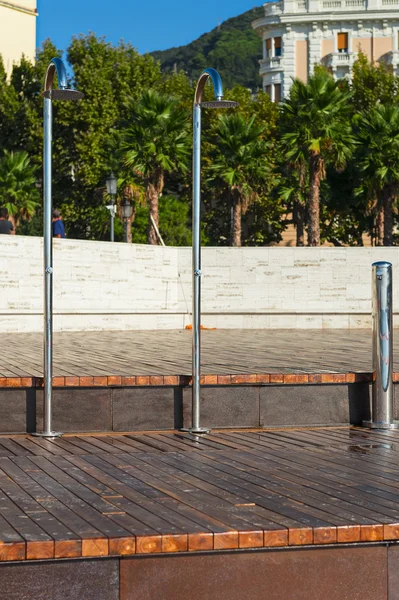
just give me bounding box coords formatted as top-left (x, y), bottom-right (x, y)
top-left (0, 150), bottom-right (40, 231)
top-left (209, 113), bottom-right (270, 247)
top-left (356, 104), bottom-right (399, 246)
top-left (121, 90), bottom-right (190, 245)
top-left (279, 69), bottom-right (355, 246)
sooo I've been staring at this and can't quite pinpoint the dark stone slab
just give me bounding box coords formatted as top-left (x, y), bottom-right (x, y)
top-left (349, 382), bottom-right (371, 424)
top-left (0, 558), bottom-right (119, 600)
top-left (182, 386), bottom-right (259, 428)
top-left (388, 544), bottom-right (399, 599)
top-left (0, 389), bottom-right (34, 434)
top-left (36, 388), bottom-right (112, 433)
top-left (260, 384), bottom-right (352, 427)
top-left (120, 546), bottom-right (387, 600)
top-left (112, 387), bottom-right (176, 431)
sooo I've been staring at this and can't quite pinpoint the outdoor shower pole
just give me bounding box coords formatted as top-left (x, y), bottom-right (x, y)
top-left (186, 69), bottom-right (238, 435)
top-left (33, 58), bottom-right (83, 438)
top-left (192, 100), bottom-right (203, 433)
top-left (43, 91), bottom-right (55, 437)
top-left (363, 261), bottom-right (399, 429)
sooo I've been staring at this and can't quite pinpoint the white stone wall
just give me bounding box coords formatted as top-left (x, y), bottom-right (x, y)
top-left (1, 235), bottom-right (398, 331)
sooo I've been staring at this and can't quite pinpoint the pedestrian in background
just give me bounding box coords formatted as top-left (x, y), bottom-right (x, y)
top-left (52, 209), bottom-right (66, 238)
top-left (0, 208), bottom-right (14, 234)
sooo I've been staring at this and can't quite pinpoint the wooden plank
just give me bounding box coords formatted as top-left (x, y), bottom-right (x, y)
top-left (12, 456), bottom-right (132, 543)
top-left (63, 455), bottom-right (211, 535)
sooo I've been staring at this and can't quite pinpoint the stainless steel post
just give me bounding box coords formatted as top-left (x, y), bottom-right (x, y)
top-left (34, 95), bottom-right (62, 437)
top-left (190, 102), bottom-right (207, 434)
top-left (363, 261), bottom-right (399, 429)
top-left (110, 206), bottom-right (115, 242)
top-left (43, 96), bottom-right (56, 436)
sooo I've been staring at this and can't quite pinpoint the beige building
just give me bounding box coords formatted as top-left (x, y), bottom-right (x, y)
top-left (253, 0), bottom-right (399, 100)
top-left (0, 0), bottom-right (37, 76)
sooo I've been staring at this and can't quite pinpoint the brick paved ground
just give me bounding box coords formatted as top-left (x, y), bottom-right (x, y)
top-left (0, 329), bottom-right (381, 378)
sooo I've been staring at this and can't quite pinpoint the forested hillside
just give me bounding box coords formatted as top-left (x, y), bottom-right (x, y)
top-left (150, 6), bottom-right (264, 90)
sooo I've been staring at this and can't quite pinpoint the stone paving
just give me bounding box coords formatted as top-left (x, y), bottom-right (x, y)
top-left (0, 329), bottom-right (384, 378)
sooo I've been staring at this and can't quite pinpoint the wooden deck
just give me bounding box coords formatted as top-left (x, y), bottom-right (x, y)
top-left (0, 329), bottom-right (377, 379)
top-left (0, 426), bottom-right (399, 563)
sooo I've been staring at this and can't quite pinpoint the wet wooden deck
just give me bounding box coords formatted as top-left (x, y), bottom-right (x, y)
top-left (0, 427), bottom-right (399, 562)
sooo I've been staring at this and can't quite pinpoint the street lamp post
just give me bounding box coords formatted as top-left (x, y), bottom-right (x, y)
top-left (33, 58), bottom-right (83, 439)
top-left (188, 68), bottom-right (238, 435)
top-left (121, 197), bottom-right (133, 243)
top-left (106, 171), bottom-right (117, 242)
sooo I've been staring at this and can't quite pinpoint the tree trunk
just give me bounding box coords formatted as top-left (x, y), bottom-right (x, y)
top-left (383, 187), bottom-right (395, 246)
top-left (126, 206), bottom-right (136, 244)
top-left (307, 155), bottom-right (322, 246)
top-left (376, 203), bottom-right (384, 246)
top-left (9, 214), bottom-right (16, 233)
top-left (293, 200), bottom-right (305, 246)
top-left (231, 188), bottom-right (242, 247)
top-left (146, 170), bottom-right (164, 245)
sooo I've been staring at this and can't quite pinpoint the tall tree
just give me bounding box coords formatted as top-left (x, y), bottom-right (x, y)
top-left (356, 104), bottom-right (399, 246)
top-left (0, 150), bottom-right (40, 230)
top-left (279, 68), bottom-right (356, 246)
top-left (209, 113), bottom-right (270, 246)
top-left (121, 90), bottom-right (190, 244)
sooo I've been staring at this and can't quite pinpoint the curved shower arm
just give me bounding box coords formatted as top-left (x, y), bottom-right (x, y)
top-left (44, 57), bottom-right (68, 92)
top-left (194, 68), bottom-right (224, 105)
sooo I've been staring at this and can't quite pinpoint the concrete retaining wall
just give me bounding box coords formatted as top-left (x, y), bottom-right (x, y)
top-left (1, 235), bottom-right (398, 331)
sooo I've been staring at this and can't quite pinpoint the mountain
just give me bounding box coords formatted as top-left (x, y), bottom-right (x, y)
top-left (150, 6), bottom-right (264, 91)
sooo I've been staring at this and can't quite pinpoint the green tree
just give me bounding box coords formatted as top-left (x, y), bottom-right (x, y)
top-left (209, 113), bottom-right (270, 246)
top-left (352, 51), bottom-right (399, 113)
top-left (279, 68), bottom-right (356, 246)
top-left (356, 104), bottom-right (399, 246)
top-left (121, 90), bottom-right (190, 244)
top-left (0, 150), bottom-right (40, 230)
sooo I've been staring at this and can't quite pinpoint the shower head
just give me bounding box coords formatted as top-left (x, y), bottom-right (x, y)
top-left (201, 99), bottom-right (239, 109)
top-left (43, 88), bottom-right (84, 101)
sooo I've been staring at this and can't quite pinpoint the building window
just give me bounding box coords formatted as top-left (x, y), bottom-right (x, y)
top-left (338, 32), bottom-right (348, 53)
top-left (266, 38), bottom-right (272, 57)
top-left (274, 37), bottom-right (282, 57)
top-left (274, 83), bottom-right (282, 103)
top-left (265, 84), bottom-right (271, 97)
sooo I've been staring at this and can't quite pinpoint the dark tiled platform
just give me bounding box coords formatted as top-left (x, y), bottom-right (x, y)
top-left (2, 427), bottom-right (399, 599)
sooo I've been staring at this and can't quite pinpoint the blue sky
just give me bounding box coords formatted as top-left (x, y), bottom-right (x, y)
top-left (37, 0), bottom-right (262, 56)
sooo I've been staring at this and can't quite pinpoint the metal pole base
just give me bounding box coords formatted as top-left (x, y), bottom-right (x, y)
top-left (181, 427), bottom-right (210, 435)
top-left (32, 431), bottom-right (63, 438)
top-left (362, 420), bottom-right (399, 430)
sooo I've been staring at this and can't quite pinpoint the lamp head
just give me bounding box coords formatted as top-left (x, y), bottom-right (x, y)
top-left (106, 172), bottom-right (118, 196)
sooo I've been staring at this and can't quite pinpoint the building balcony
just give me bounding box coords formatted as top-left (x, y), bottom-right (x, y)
top-left (264, 1), bottom-right (283, 15)
top-left (259, 56), bottom-right (285, 75)
top-left (320, 0), bottom-right (365, 9)
top-left (325, 51), bottom-right (358, 69)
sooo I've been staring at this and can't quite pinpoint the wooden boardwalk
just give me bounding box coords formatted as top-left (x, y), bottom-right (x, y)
top-left (0, 427), bottom-right (399, 562)
top-left (0, 329), bottom-right (380, 378)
